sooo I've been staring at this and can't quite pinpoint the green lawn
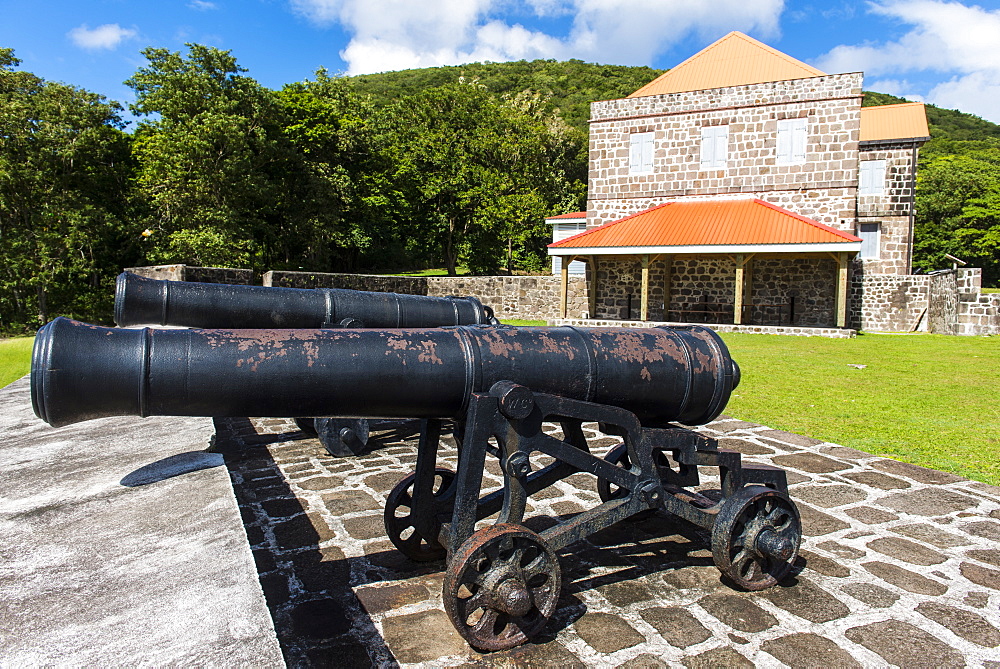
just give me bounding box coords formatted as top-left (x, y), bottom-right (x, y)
top-left (4, 330), bottom-right (998, 485)
top-left (0, 336), bottom-right (33, 388)
top-left (720, 332), bottom-right (1000, 485)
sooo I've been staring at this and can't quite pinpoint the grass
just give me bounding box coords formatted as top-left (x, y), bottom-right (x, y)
top-left (983, 287), bottom-right (999, 294)
top-left (378, 267), bottom-right (471, 277)
top-left (0, 336), bottom-right (33, 388)
top-left (501, 319), bottom-right (547, 326)
top-left (3, 329), bottom-right (998, 485)
top-left (720, 332), bottom-right (1000, 485)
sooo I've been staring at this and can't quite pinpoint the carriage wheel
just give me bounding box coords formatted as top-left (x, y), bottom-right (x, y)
top-left (383, 468), bottom-right (454, 561)
top-left (443, 524), bottom-right (561, 651)
top-left (711, 485), bottom-right (801, 591)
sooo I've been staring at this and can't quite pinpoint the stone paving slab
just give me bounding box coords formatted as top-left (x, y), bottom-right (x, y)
top-left (214, 414), bottom-right (1000, 668)
top-left (0, 378), bottom-right (283, 666)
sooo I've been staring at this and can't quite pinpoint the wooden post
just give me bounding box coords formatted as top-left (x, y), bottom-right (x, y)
top-left (640, 254), bottom-right (650, 321)
top-left (663, 255), bottom-right (673, 321)
top-left (836, 252), bottom-right (849, 328)
top-left (733, 254), bottom-right (753, 325)
top-left (587, 256), bottom-right (597, 319)
top-left (560, 259), bottom-right (569, 318)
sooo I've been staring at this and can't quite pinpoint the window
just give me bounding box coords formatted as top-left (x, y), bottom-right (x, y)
top-left (629, 132), bottom-right (654, 173)
top-left (776, 117), bottom-right (808, 164)
top-left (858, 222), bottom-right (880, 258)
top-left (700, 125), bottom-right (729, 170)
top-left (859, 160), bottom-right (887, 195)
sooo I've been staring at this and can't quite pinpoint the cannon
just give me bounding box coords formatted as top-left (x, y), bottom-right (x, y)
top-left (32, 318), bottom-right (801, 651)
top-left (114, 271), bottom-right (498, 329)
top-left (114, 271), bottom-right (500, 455)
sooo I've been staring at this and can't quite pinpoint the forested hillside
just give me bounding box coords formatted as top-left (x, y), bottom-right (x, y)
top-left (2, 49), bottom-right (999, 334)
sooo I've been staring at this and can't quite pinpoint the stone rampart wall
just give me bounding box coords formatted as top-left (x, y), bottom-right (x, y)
top-left (262, 270), bottom-right (428, 295)
top-left (124, 264), bottom-right (252, 285)
top-left (849, 272), bottom-right (930, 332)
top-left (426, 276), bottom-right (589, 320)
top-left (957, 293), bottom-right (1000, 336)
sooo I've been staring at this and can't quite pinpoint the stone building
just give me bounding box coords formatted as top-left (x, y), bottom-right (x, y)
top-left (547, 31), bottom-right (965, 333)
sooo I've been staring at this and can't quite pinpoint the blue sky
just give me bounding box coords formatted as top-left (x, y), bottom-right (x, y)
top-left (2, 0), bottom-right (1000, 124)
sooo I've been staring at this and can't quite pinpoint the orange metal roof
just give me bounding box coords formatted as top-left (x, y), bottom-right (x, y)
top-left (629, 32), bottom-right (826, 98)
top-left (549, 199), bottom-right (860, 250)
top-left (859, 102), bottom-right (929, 142)
top-left (545, 211), bottom-right (587, 220)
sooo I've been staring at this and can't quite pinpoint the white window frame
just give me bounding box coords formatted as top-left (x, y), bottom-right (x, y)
top-left (700, 125), bottom-right (729, 170)
top-left (629, 131), bottom-right (654, 174)
top-left (776, 117), bottom-right (808, 165)
top-left (858, 222), bottom-right (881, 259)
top-left (551, 221), bottom-right (587, 276)
top-left (859, 160), bottom-right (887, 195)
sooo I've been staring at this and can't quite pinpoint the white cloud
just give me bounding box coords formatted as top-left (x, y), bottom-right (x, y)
top-left (291, 0), bottom-right (785, 74)
top-left (66, 23), bottom-right (138, 50)
top-left (188, 0), bottom-right (218, 10)
top-left (817, 1), bottom-right (1000, 122)
top-left (67, 23), bottom-right (138, 51)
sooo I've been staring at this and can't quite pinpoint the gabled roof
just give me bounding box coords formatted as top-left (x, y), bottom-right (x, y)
top-left (548, 198), bottom-right (861, 255)
top-left (629, 32), bottom-right (826, 98)
top-left (860, 102), bottom-right (930, 142)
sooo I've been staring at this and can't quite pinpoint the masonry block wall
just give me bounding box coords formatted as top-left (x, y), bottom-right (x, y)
top-left (427, 276), bottom-right (588, 320)
top-left (263, 270), bottom-right (428, 295)
top-left (592, 256), bottom-right (837, 326)
top-left (124, 264), bottom-right (253, 284)
top-left (857, 142), bottom-right (918, 275)
top-left (587, 73), bottom-right (863, 234)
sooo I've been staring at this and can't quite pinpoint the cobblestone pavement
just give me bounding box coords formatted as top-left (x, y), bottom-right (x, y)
top-left (212, 416), bottom-right (1000, 668)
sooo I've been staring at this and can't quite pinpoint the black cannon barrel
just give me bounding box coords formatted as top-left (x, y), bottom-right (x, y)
top-left (114, 272), bottom-right (496, 329)
top-left (32, 319), bottom-right (739, 429)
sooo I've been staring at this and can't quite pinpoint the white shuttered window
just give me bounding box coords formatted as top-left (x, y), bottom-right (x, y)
top-left (629, 132), bottom-right (654, 173)
top-left (700, 125), bottom-right (729, 170)
top-left (776, 117), bottom-right (808, 164)
top-left (859, 160), bottom-right (887, 195)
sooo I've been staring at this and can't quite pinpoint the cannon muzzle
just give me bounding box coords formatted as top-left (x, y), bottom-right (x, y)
top-left (32, 318), bottom-right (739, 429)
top-left (114, 272), bottom-right (496, 329)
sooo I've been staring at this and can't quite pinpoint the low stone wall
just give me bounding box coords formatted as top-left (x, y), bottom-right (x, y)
top-left (549, 318), bottom-right (856, 338)
top-left (124, 264), bottom-right (252, 285)
top-left (427, 276), bottom-right (588, 321)
top-left (262, 270), bottom-right (428, 295)
top-left (850, 272), bottom-right (930, 332)
top-left (958, 293), bottom-right (1000, 336)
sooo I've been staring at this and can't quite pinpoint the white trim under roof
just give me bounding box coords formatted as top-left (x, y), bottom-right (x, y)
top-left (544, 216), bottom-right (586, 226)
top-left (549, 242), bottom-right (862, 256)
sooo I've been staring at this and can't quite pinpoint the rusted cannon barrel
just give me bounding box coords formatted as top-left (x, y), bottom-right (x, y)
top-left (114, 272), bottom-right (496, 329)
top-left (31, 319), bottom-right (739, 429)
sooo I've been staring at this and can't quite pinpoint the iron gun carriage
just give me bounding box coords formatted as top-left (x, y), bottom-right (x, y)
top-left (115, 271), bottom-right (500, 455)
top-left (32, 318), bottom-right (801, 651)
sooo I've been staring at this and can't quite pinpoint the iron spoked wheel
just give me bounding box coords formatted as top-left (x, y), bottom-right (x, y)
top-left (383, 468), bottom-right (455, 561)
top-left (443, 524), bottom-right (561, 652)
top-left (711, 485), bottom-right (801, 591)
top-left (596, 443), bottom-right (659, 519)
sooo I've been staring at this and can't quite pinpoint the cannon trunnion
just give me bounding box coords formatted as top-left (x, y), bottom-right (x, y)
top-left (31, 319), bottom-right (800, 651)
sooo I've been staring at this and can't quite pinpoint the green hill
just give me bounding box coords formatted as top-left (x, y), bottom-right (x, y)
top-left (348, 59), bottom-right (664, 134)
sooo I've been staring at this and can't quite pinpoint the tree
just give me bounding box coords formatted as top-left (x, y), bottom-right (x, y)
top-left (914, 144), bottom-right (1000, 284)
top-left (0, 48), bottom-right (132, 331)
top-left (385, 83), bottom-right (584, 275)
top-left (126, 44), bottom-right (300, 271)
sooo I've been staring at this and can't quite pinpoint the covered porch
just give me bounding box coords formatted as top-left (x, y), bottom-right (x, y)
top-left (548, 199), bottom-right (861, 330)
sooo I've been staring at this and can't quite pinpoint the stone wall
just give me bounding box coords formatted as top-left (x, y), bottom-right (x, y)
top-left (124, 264), bottom-right (252, 284)
top-left (587, 73), bottom-right (863, 235)
top-left (262, 270), bottom-right (428, 295)
top-left (849, 271), bottom-right (930, 332)
top-left (957, 293), bottom-right (1000, 336)
top-left (262, 270), bottom-right (589, 321)
top-left (427, 276), bottom-right (589, 320)
top-left (591, 255), bottom-right (837, 326)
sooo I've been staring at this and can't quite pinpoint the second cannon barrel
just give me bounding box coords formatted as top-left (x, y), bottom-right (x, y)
top-left (114, 272), bottom-right (497, 329)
